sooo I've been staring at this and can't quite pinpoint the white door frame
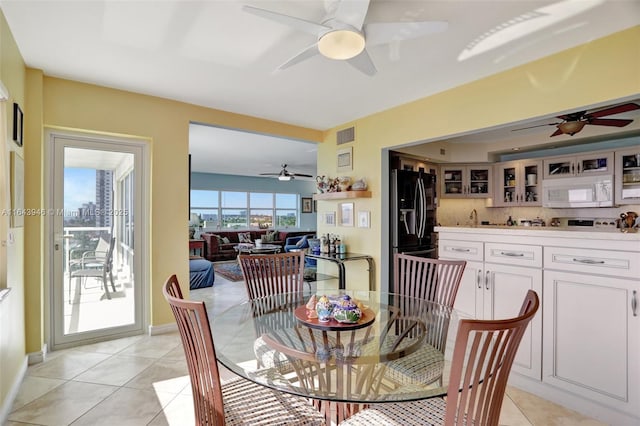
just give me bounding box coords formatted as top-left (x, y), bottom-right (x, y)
top-left (44, 129), bottom-right (150, 350)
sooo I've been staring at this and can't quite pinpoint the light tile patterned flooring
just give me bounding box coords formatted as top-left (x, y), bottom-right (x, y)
top-left (6, 272), bottom-right (606, 426)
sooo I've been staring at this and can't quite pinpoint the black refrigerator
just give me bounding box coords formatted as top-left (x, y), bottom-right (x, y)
top-left (390, 169), bottom-right (437, 261)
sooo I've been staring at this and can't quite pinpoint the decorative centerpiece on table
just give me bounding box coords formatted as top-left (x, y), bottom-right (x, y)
top-left (332, 295), bottom-right (362, 323)
top-left (315, 295), bottom-right (334, 322)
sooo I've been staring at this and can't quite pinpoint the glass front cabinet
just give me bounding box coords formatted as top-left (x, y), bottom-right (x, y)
top-left (543, 151), bottom-right (613, 179)
top-left (494, 160), bottom-right (542, 207)
top-left (615, 147), bottom-right (640, 204)
top-left (440, 165), bottom-right (492, 198)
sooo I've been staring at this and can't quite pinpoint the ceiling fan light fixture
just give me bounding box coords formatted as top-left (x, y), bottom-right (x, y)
top-left (558, 121), bottom-right (586, 135)
top-left (278, 175), bottom-right (292, 181)
top-left (318, 29), bottom-right (365, 60)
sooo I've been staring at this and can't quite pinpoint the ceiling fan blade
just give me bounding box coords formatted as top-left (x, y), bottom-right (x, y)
top-left (334, 0), bottom-right (371, 31)
top-left (277, 43), bottom-right (320, 70)
top-left (259, 173), bottom-right (281, 176)
top-left (588, 118), bottom-right (634, 127)
top-left (292, 173), bottom-right (313, 178)
top-left (242, 5), bottom-right (330, 36)
top-left (347, 48), bottom-right (377, 76)
top-left (364, 21), bottom-right (448, 47)
top-left (587, 102), bottom-right (640, 119)
top-left (512, 123), bottom-right (560, 131)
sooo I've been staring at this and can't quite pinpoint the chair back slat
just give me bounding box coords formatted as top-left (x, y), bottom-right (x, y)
top-left (238, 251), bottom-right (306, 302)
top-left (163, 275), bottom-right (226, 426)
top-left (445, 290), bottom-right (540, 426)
top-left (393, 253), bottom-right (466, 308)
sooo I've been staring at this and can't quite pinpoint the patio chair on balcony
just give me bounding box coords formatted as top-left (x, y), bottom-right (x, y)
top-left (68, 236), bottom-right (117, 302)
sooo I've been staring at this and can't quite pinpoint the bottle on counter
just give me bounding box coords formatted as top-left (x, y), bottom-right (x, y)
top-left (507, 215), bottom-right (514, 226)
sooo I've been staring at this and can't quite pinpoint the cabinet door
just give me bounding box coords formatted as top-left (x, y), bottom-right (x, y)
top-left (519, 159), bottom-right (542, 206)
top-left (575, 151), bottom-right (613, 176)
top-left (616, 147), bottom-right (640, 204)
top-left (467, 166), bottom-right (492, 198)
top-left (487, 263), bottom-right (542, 379)
top-left (544, 155), bottom-right (575, 178)
top-left (494, 162), bottom-right (519, 207)
top-left (543, 270), bottom-right (640, 417)
top-left (441, 166), bottom-right (466, 198)
top-left (494, 160), bottom-right (541, 206)
top-left (452, 260), bottom-right (484, 320)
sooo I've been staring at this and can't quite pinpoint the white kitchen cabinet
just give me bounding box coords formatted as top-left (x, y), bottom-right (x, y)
top-left (493, 159), bottom-right (542, 206)
top-left (439, 239), bottom-right (542, 379)
top-left (440, 164), bottom-right (492, 198)
top-left (615, 146), bottom-right (640, 204)
top-left (543, 151), bottom-right (613, 179)
top-left (543, 270), bottom-right (639, 418)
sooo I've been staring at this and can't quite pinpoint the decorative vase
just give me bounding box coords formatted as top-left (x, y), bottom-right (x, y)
top-left (315, 295), bottom-right (334, 322)
top-left (338, 176), bottom-right (351, 192)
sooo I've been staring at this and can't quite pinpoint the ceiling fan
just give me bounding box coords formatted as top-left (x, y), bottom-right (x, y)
top-left (242, 0), bottom-right (448, 76)
top-left (259, 164), bottom-right (313, 181)
top-left (513, 103), bottom-right (640, 137)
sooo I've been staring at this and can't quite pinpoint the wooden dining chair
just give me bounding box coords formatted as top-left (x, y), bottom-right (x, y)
top-left (338, 290), bottom-right (540, 426)
top-left (384, 254), bottom-right (467, 385)
top-left (238, 251), bottom-right (326, 372)
top-left (162, 274), bottom-right (325, 426)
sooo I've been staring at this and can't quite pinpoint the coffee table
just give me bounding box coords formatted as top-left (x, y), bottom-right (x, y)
top-left (234, 243), bottom-right (281, 255)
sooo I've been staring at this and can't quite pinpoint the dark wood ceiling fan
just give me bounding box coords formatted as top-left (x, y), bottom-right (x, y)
top-left (513, 102), bottom-right (640, 137)
top-left (259, 164), bottom-right (313, 181)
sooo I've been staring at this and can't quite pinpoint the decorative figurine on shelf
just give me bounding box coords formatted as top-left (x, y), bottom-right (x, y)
top-left (351, 178), bottom-right (367, 191)
top-left (316, 175), bottom-right (329, 193)
top-left (333, 295), bottom-right (362, 323)
top-left (315, 295), bottom-right (334, 322)
top-left (337, 176), bottom-right (351, 192)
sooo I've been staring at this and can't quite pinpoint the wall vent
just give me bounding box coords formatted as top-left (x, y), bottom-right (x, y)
top-left (337, 126), bottom-right (355, 145)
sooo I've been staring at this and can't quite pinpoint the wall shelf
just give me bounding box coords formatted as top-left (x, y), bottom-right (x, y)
top-left (313, 190), bottom-right (371, 200)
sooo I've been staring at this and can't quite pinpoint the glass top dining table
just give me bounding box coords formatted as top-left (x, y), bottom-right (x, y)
top-left (209, 290), bottom-right (458, 409)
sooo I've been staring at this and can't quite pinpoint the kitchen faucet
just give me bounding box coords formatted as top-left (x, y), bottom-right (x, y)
top-left (469, 209), bottom-right (478, 227)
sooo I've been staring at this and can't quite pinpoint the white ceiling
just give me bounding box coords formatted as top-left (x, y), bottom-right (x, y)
top-left (2, 0), bottom-right (639, 176)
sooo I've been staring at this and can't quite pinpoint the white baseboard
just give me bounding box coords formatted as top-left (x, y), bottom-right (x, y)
top-left (0, 356), bottom-right (28, 424)
top-left (148, 322), bottom-right (177, 336)
top-left (27, 343), bottom-right (48, 365)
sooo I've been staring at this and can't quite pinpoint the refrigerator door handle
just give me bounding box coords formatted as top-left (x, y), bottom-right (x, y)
top-left (416, 177), bottom-right (426, 238)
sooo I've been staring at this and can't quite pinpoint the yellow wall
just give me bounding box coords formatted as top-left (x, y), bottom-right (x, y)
top-left (315, 26), bottom-right (640, 289)
top-left (0, 8), bottom-right (26, 417)
top-left (33, 78), bottom-right (323, 344)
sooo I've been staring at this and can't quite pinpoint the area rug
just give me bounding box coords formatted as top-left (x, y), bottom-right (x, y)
top-left (213, 261), bottom-right (244, 282)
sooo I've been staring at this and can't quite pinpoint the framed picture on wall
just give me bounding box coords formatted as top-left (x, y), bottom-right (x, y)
top-left (337, 146), bottom-right (352, 172)
top-left (339, 202), bottom-right (354, 227)
top-left (13, 103), bottom-right (23, 147)
top-left (301, 197), bottom-right (312, 213)
top-left (358, 211), bottom-right (370, 228)
top-left (324, 212), bottom-right (336, 226)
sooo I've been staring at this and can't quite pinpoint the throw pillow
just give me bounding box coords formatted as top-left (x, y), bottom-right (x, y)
top-left (262, 230), bottom-right (278, 243)
top-left (238, 232), bottom-right (252, 243)
top-left (221, 237), bottom-right (230, 244)
top-left (212, 235), bottom-right (223, 246)
top-left (295, 236), bottom-right (307, 248)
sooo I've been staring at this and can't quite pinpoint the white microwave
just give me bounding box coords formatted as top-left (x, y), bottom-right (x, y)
top-left (542, 175), bottom-right (614, 208)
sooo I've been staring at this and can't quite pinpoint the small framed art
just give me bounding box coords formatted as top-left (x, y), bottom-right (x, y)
top-left (301, 197), bottom-right (313, 213)
top-left (13, 103), bottom-right (23, 147)
top-left (324, 212), bottom-right (336, 226)
top-left (358, 211), bottom-right (370, 228)
top-left (339, 202), bottom-right (354, 227)
top-left (337, 146), bottom-right (352, 172)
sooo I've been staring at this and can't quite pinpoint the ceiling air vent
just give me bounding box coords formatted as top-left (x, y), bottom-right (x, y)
top-left (336, 126), bottom-right (355, 145)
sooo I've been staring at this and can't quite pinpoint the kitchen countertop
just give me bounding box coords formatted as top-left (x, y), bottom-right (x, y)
top-left (435, 225), bottom-right (640, 241)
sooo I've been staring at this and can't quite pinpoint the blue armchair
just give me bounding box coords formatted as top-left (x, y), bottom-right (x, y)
top-left (284, 235), bottom-right (311, 252)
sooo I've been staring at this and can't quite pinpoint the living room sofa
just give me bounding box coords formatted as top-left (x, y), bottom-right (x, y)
top-left (201, 230), bottom-right (314, 262)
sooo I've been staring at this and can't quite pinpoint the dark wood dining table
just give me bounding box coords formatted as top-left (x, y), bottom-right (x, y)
top-left (210, 290), bottom-right (458, 423)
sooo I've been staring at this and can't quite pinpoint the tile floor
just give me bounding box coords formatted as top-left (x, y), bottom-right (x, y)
top-left (6, 272), bottom-right (606, 426)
